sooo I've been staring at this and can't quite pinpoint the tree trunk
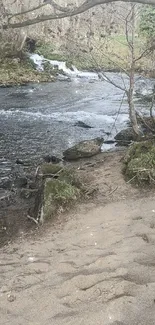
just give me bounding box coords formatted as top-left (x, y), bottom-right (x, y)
top-left (127, 4), bottom-right (140, 137)
top-left (127, 90), bottom-right (139, 137)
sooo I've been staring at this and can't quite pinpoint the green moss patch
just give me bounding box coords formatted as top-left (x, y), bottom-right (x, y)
top-left (35, 42), bottom-right (55, 59)
top-left (42, 166), bottom-right (84, 219)
top-left (123, 140), bottom-right (155, 185)
top-left (0, 58), bottom-right (55, 86)
top-left (44, 178), bottom-right (80, 219)
top-left (41, 164), bottom-right (63, 175)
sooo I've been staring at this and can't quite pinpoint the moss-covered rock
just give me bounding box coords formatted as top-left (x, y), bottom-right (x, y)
top-left (44, 178), bottom-right (80, 219)
top-left (41, 166), bottom-right (84, 219)
top-left (63, 138), bottom-right (104, 161)
top-left (123, 140), bottom-right (155, 185)
top-left (41, 164), bottom-right (63, 175)
top-left (115, 128), bottom-right (136, 146)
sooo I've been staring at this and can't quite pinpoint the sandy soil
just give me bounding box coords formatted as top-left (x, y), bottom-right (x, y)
top-left (1, 151), bottom-right (155, 325)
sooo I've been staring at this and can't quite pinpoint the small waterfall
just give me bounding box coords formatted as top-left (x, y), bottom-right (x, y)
top-left (29, 53), bottom-right (99, 80)
top-left (30, 54), bottom-right (45, 72)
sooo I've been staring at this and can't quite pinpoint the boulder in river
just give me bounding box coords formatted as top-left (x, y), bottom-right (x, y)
top-left (63, 137), bottom-right (104, 160)
top-left (0, 178), bottom-right (12, 190)
top-left (14, 176), bottom-right (28, 188)
top-left (115, 128), bottom-right (135, 146)
top-left (74, 121), bottom-right (93, 129)
top-left (43, 155), bottom-right (62, 164)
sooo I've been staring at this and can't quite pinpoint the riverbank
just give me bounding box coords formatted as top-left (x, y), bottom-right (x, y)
top-left (1, 36), bottom-right (155, 86)
top-left (0, 58), bottom-right (55, 87)
top-left (1, 56), bottom-right (154, 87)
top-left (1, 149), bottom-right (155, 324)
top-left (0, 149), bottom-right (153, 248)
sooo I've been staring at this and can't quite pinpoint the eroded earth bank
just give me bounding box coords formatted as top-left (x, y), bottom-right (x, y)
top-left (1, 151), bottom-right (155, 325)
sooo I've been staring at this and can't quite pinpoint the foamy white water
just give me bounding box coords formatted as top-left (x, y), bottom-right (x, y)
top-left (29, 53), bottom-right (99, 80)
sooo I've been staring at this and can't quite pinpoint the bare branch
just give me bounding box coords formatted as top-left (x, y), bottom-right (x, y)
top-left (3, 0), bottom-right (155, 30)
top-left (89, 51), bottom-right (126, 92)
top-left (43, 0), bottom-right (70, 12)
top-left (8, 3), bottom-right (47, 22)
top-left (91, 42), bottom-right (130, 79)
top-left (134, 46), bottom-right (154, 62)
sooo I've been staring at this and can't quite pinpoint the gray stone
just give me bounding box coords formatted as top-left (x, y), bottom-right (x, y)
top-left (74, 121), bottom-right (93, 129)
top-left (20, 188), bottom-right (38, 199)
top-left (0, 177), bottom-right (12, 190)
top-left (14, 177), bottom-right (27, 188)
top-left (63, 138), bottom-right (104, 160)
top-left (115, 128), bottom-right (135, 146)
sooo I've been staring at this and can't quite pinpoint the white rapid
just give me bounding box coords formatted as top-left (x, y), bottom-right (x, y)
top-left (29, 53), bottom-right (99, 80)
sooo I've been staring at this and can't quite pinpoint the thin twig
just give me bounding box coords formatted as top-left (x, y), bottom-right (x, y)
top-left (35, 166), bottom-right (40, 178)
top-left (108, 186), bottom-right (118, 196)
top-left (127, 175), bottom-right (137, 183)
top-left (27, 215), bottom-right (39, 225)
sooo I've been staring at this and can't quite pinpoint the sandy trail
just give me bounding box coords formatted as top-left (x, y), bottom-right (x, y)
top-left (1, 152), bottom-right (155, 325)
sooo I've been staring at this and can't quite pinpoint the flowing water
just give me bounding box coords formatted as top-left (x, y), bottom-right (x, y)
top-left (0, 70), bottom-right (154, 186)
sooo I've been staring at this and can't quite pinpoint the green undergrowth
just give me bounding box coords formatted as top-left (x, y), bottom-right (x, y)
top-left (123, 140), bottom-right (155, 185)
top-left (1, 32), bottom-right (155, 86)
top-left (41, 164), bottom-right (63, 175)
top-left (0, 57), bottom-right (55, 86)
top-left (43, 166), bottom-right (84, 219)
top-left (35, 37), bottom-right (155, 73)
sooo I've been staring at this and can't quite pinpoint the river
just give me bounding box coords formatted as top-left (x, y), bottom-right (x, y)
top-left (0, 72), bottom-right (154, 186)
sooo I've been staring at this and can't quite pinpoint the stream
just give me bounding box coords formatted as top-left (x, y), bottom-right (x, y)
top-left (0, 72), bottom-right (154, 188)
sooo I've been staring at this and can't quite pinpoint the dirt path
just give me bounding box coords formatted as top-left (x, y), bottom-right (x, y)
top-left (1, 152), bottom-right (155, 325)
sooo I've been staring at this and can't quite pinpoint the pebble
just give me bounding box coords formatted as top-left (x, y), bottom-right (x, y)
top-left (7, 294), bottom-right (16, 302)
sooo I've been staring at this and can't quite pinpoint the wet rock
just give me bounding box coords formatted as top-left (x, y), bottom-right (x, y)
top-left (43, 155), bottom-right (62, 164)
top-left (104, 131), bottom-right (111, 136)
top-left (20, 188), bottom-right (38, 199)
top-left (0, 177), bottom-right (12, 190)
top-left (0, 189), bottom-right (13, 202)
top-left (28, 181), bottom-right (37, 190)
top-left (115, 128), bottom-right (135, 146)
top-left (57, 75), bottom-right (71, 82)
top-left (25, 37), bottom-right (36, 53)
top-left (15, 158), bottom-right (24, 165)
top-left (63, 137), bottom-right (104, 160)
top-left (14, 176), bottom-right (27, 188)
top-left (74, 121), bottom-right (93, 129)
top-left (104, 140), bottom-right (115, 144)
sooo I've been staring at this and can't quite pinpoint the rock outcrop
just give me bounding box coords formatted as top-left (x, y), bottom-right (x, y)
top-left (115, 128), bottom-right (135, 146)
top-left (63, 138), bottom-right (104, 160)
